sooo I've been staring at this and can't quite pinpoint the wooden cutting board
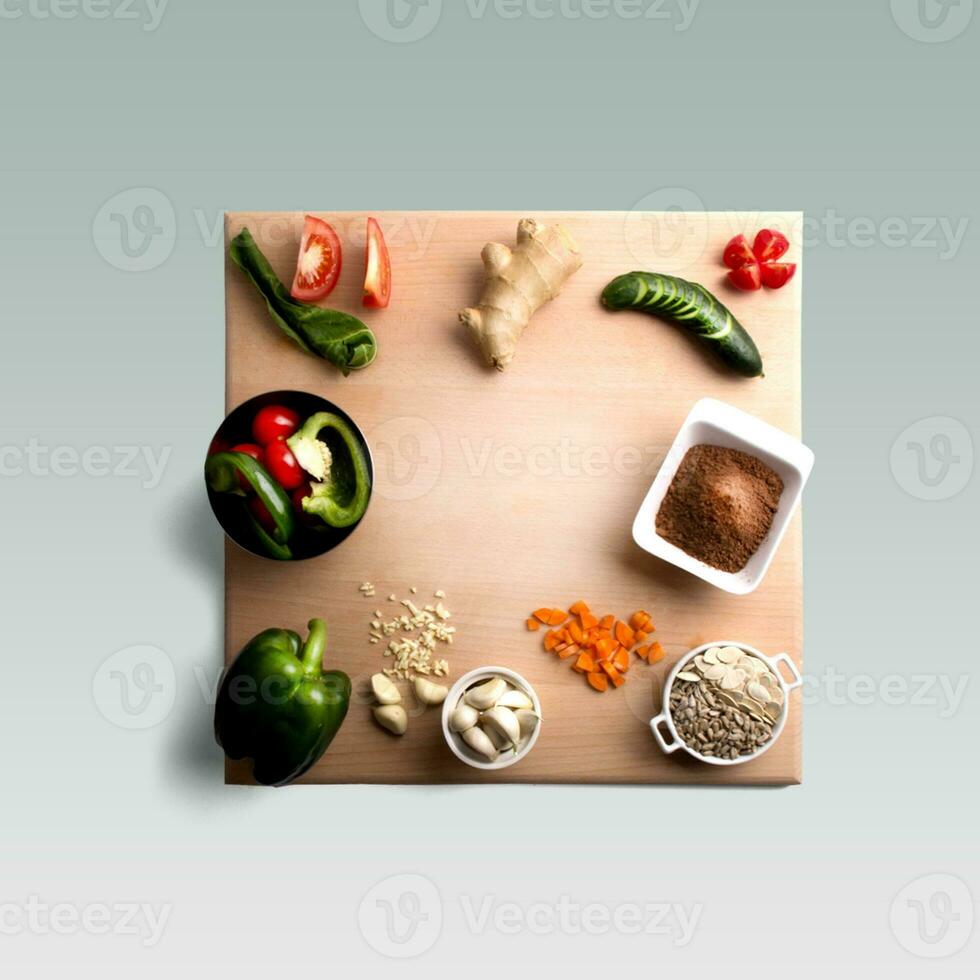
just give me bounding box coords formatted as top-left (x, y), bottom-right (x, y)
top-left (223, 210), bottom-right (803, 785)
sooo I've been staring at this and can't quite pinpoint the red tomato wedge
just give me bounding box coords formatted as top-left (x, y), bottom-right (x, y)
top-left (727, 263), bottom-right (762, 291)
top-left (723, 234), bottom-right (756, 270)
top-left (753, 228), bottom-right (789, 264)
top-left (290, 215), bottom-right (342, 302)
top-left (363, 217), bottom-right (391, 309)
top-left (759, 261), bottom-right (797, 289)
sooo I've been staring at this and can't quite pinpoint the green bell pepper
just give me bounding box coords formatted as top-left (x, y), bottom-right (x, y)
top-left (214, 618), bottom-right (351, 786)
top-left (286, 412), bottom-right (372, 528)
top-left (205, 450), bottom-right (295, 560)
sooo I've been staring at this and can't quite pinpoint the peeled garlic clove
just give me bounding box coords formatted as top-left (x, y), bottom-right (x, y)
top-left (482, 721), bottom-right (511, 751)
top-left (514, 708), bottom-right (540, 741)
top-left (464, 676), bottom-right (507, 710)
top-left (371, 673), bottom-right (401, 705)
top-left (414, 677), bottom-right (448, 706)
top-left (462, 725), bottom-right (498, 760)
top-left (481, 705), bottom-right (521, 750)
top-left (450, 702), bottom-right (479, 732)
top-left (496, 688), bottom-right (533, 711)
top-left (373, 704), bottom-right (407, 735)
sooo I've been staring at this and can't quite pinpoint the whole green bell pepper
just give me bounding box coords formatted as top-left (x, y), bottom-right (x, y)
top-left (214, 618), bottom-right (351, 786)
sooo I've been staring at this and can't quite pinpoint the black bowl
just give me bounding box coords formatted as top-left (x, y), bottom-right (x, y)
top-left (205, 389), bottom-right (373, 561)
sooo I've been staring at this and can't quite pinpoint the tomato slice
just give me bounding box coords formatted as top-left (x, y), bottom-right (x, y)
top-left (727, 263), bottom-right (762, 291)
top-left (753, 229), bottom-right (789, 264)
top-left (252, 404), bottom-right (300, 445)
top-left (723, 234), bottom-right (756, 270)
top-left (759, 262), bottom-right (796, 289)
top-left (363, 217), bottom-right (391, 309)
top-left (290, 215), bottom-right (342, 302)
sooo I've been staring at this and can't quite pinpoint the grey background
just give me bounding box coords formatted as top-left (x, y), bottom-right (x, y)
top-left (1, 0), bottom-right (977, 973)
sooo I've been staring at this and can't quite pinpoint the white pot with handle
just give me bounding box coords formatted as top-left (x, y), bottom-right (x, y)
top-left (650, 641), bottom-right (802, 766)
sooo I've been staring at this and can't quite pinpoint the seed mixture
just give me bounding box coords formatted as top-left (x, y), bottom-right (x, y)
top-left (362, 585), bottom-right (455, 681)
top-left (669, 645), bottom-right (785, 760)
top-left (656, 444), bottom-right (784, 573)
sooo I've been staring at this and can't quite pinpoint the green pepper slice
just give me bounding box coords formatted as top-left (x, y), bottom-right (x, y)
top-left (205, 450), bottom-right (295, 558)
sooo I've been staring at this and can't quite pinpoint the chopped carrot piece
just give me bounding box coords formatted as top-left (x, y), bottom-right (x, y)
top-left (647, 641), bottom-right (665, 663)
top-left (557, 643), bottom-right (579, 660)
top-left (634, 644), bottom-right (650, 660)
top-left (580, 611), bottom-right (598, 631)
top-left (573, 652), bottom-right (595, 674)
top-left (587, 671), bottom-right (608, 692)
top-left (568, 620), bottom-right (586, 645)
top-left (533, 608), bottom-right (568, 627)
top-left (600, 661), bottom-right (625, 687)
top-left (595, 636), bottom-right (617, 659)
top-left (544, 630), bottom-right (560, 652)
top-left (614, 621), bottom-right (635, 648)
top-left (612, 648), bottom-right (630, 673)
top-left (634, 630), bottom-right (647, 644)
top-left (599, 614), bottom-right (614, 631)
top-left (569, 600), bottom-right (590, 616)
top-left (526, 618), bottom-right (540, 631)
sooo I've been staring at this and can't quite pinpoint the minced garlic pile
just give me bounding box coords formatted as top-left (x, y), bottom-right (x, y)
top-left (360, 584), bottom-right (455, 681)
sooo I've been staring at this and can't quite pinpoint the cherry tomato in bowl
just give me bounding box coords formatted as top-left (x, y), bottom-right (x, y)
top-left (252, 404), bottom-right (300, 445)
top-left (262, 440), bottom-right (305, 490)
top-left (290, 215), bottom-right (343, 302)
top-left (363, 217), bottom-right (391, 309)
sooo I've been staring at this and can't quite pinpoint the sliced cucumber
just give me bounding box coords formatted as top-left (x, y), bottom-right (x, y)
top-left (601, 271), bottom-right (763, 378)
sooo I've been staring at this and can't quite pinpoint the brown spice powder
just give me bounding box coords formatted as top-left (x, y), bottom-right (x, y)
top-left (656, 444), bottom-right (784, 573)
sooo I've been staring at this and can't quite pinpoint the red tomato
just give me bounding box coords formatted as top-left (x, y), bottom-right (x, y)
top-left (290, 481), bottom-right (320, 525)
top-left (753, 229), bottom-right (789, 264)
top-left (252, 404), bottom-right (300, 445)
top-left (723, 234), bottom-right (756, 269)
top-left (727, 263), bottom-right (762, 291)
top-left (759, 262), bottom-right (797, 289)
top-left (262, 440), bottom-right (304, 490)
top-left (247, 495), bottom-right (277, 535)
top-left (229, 442), bottom-right (263, 490)
top-left (290, 215), bottom-right (343, 302)
top-left (230, 442), bottom-right (262, 460)
top-left (363, 217), bottom-right (391, 309)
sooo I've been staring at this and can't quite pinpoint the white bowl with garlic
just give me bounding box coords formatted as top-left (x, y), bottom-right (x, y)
top-left (441, 667), bottom-right (542, 770)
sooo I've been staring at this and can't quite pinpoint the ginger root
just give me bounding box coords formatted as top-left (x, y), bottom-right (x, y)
top-left (459, 218), bottom-right (583, 371)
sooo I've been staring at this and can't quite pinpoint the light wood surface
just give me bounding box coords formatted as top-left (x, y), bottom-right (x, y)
top-left (223, 211), bottom-right (804, 785)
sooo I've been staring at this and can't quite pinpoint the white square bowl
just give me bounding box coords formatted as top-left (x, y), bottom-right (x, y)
top-left (633, 398), bottom-right (814, 595)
